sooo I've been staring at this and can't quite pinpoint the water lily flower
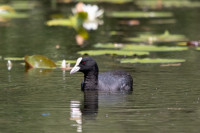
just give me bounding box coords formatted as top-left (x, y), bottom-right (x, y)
top-left (72, 2), bottom-right (104, 30)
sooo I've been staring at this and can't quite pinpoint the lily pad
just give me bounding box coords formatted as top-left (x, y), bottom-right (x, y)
top-left (120, 58), bottom-right (186, 64)
top-left (196, 47), bottom-right (200, 50)
top-left (11, 1), bottom-right (37, 10)
top-left (125, 31), bottom-right (188, 43)
top-left (0, 12), bottom-right (28, 18)
top-left (78, 50), bottom-right (149, 56)
top-left (122, 45), bottom-right (188, 52)
top-left (46, 12), bottom-right (87, 29)
top-left (94, 43), bottom-right (188, 52)
top-left (25, 55), bottom-right (56, 69)
top-left (94, 43), bottom-right (124, 48)
top-left (72, 0), bottom-right (132, 4)
top-left (4, 57), bottom-right (24, 61)
top-left (135, 0), bottom-right (200, 9)
top-left (108, 11), bottom-right (173, 18)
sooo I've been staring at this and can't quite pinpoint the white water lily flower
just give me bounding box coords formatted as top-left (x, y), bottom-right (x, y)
top-left (72, 3), bottom-right (104, 30)
top-left (82, 4), bottom-right (104, 21)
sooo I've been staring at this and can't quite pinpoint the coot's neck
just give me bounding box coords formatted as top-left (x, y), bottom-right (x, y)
top-left (83, 65), bottom-right (99, 90)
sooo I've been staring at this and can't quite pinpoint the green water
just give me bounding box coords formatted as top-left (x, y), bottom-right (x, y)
top-left (0, 2), bottom-right (200, 133)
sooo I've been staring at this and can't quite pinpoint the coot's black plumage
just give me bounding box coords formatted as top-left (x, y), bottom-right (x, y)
top-left (70, 57), bottom-right (133, 92)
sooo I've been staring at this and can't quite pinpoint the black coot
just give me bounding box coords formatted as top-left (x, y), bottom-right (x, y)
top-left (70, 57), bottom-right (133, 92)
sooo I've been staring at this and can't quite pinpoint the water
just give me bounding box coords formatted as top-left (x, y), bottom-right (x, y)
top-left (0, 2), bottom-right (200, 133)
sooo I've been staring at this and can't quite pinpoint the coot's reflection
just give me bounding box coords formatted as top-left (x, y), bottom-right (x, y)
top-left (70, 90), bottom-right (132, 132)
top-left (81, 89), bottom-right (132, 120)
top-left (81, 90), bottom-right (98, 120)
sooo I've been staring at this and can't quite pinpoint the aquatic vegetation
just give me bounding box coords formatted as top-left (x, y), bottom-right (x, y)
top-left (72, 0), bottom-right (132, 4)
top-left (196, 47), bottom-right (200, 50)
top-left (47, 3), bottom-right (104, 45)
top-left (108, 11), bottom-right (173, 18)
top-left (0, 5), bottom-right (28, 18)
top-left (25, 55), bottom-right (56, 69)
top-left (47, 3), bottom-right (103, 30)
top-left (125, 31), bottom-right (188, 43)
top-left (10, 1), bottom-right (37, 10)
top-left (122, 45), bottom-right (188, 52)
top-left (135, 0), bottom-right (200, 9)
top-left (4, 57), bottom-right (24, 61)
top-left (94, 43), bottom-right (188, 52)
top-left (78, 50), bottom-right (149, 56)
top-left (72, 3), bottom-right (104, 30)
top-left (120, 58), bottom-right (186, 64)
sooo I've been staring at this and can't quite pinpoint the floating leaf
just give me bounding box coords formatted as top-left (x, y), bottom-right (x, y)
top-left (46, 18), bottom-right (75, 27)
top-left (126, 31), bottom-right (188, 43)
top-left (177, 42), bottom-right (187, 46)
top-left (120, 58), bottom-right (186, 64)
top-left (78, 50), bottom-right (149, 56)
top-left (108, 11), bottom-right (173, 18)
top-left (122, 45), bottom-right (188, 52)
top-left (4, 57), bottom-right (24, 61)
top-left (75, 0), bottom-right (132, 4)
top-left (11, 1), bottom-right (36, 10)
top-left (94, 43), bottom-right (188, 52)
top-left (46, 12), bottom-right (87, 29)
top-left (0, 12), bottom-right (28, 18)
top-left (196, 47), bottom-right (200, 50)
top-left (25, 55), bottom-right (56, 69)
top-left (135, 0), bottom-right (200, 9)
top-left (94, 43), bottom-right (124, 48)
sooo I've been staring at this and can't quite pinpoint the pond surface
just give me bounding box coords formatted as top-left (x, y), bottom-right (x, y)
top-left (0, 2), bottom-right (200, 133)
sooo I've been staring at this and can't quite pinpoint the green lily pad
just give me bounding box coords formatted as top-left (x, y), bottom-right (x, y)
top-left (120, 58), bottom-right (186, 64)
top-left (94, 43), bottom-right (188, 52)
top-left (0, 12), bottom-right (28, 18)
top-left (46, 12), bottom-right (87, 29)
top-left (4, 57), bottom-right (24, 61)
top-left (78, 50), bottom-right (149, 56)
top-left (135, 0), bottom-right (200, 9)
top-left (126, 31), bottom-right (188, 43)
top-left (46, 18), bottom-right (75, 27)
top-left (11, 1), bottom-right (36, 10)
top-left (74, 0), bottom-right (132, 4)
top-left (122, 45), bottom-right (188, 52)
top-left (108, 11), bottom-right (173, 18)
top-left (25, 55), bottom-right (56, 69)
top-left (94, 43), bottom-right (124, 48)
top-left (196, 47), bottom-right (200, 50)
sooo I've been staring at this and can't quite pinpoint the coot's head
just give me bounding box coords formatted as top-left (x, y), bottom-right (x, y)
top-left (70, 57), bottom-right (98, 74)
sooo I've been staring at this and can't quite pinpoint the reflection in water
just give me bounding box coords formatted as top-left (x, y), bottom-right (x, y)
top-left (81, 90), bottom-right (98, 120)
top-left (70, 89), bottom-right (132, 132)
top-left (70, 101), bottom-right (82, 132)
top-left (7, 60), bottom-right (12, 71)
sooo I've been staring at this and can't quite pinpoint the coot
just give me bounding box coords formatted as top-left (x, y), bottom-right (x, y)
top-left (70, 57), bottom-right (133, 92)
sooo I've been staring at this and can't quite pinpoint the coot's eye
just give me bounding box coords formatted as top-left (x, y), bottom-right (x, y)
top-left (81, 61), bottom-right (86, 64)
